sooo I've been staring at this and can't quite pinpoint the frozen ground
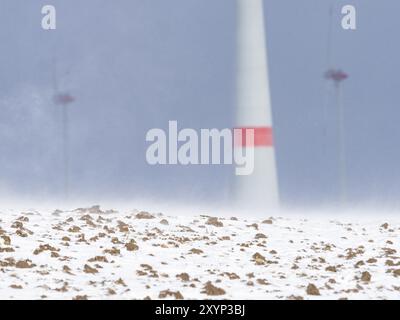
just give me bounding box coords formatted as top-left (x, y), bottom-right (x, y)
top-left (0, 205), bottom-right (399, 300)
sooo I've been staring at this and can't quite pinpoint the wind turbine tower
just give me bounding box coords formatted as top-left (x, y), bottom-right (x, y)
top-left (53, 60), bottom-right (75, 201)
top-left (325, 69), bottom-right (349, 205)
top-left (234, 0), bottom-right (279, 213)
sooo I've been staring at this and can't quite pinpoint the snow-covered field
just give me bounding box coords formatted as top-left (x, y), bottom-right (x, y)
top-left (0, 205), bottom-right (399, 300)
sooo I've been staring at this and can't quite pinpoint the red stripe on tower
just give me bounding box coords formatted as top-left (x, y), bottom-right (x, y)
top-left (234, 127), bottom-right (274, 147)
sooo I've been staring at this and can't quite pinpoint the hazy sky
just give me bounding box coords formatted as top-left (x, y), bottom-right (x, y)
top-left (0, 0), bottom-right (399, 208)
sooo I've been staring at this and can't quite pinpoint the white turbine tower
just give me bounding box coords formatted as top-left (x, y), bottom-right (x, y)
top-left (234, 0), bottom-right (279, 213)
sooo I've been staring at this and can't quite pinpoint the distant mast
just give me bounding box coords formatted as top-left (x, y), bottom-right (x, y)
top-left (53, 59), bottom-right (75, 201)
top-left (234, 0), bottom-right (279, 213)
top-left (325, 69), bottom-right (349, 205)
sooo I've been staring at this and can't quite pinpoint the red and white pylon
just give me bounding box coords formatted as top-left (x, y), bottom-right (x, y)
top-left (234, 0), bottom-right (279, 212)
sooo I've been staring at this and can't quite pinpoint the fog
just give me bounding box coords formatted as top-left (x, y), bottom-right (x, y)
top-left (1, 0), bottom-right (400, 209)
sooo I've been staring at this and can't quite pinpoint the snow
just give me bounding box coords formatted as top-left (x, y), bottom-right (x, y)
top-left (0, 205), bottom-right (399, 300)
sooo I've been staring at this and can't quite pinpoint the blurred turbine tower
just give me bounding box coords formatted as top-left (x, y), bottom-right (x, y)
top-left (325, 69), bottom-right (349, 205)
top-left (234, 0), bottom-right (279, 212)
top-left (53, 59), bottom-right (75, 201)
